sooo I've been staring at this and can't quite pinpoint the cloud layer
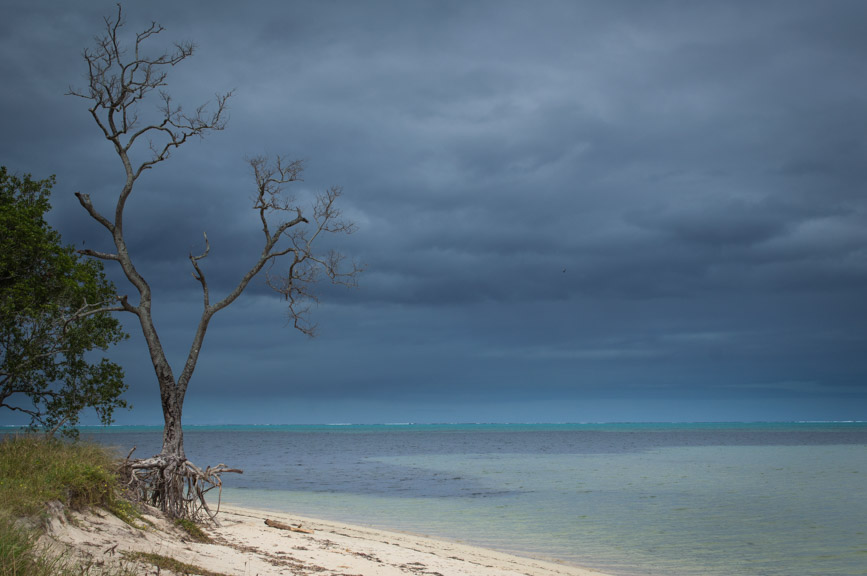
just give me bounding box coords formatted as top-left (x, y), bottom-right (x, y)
top-left (2, 0), bottom-right (865, 424)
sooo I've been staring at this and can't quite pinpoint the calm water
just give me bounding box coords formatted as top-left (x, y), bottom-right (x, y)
top-left (80, 423), bottom-right (867, 576)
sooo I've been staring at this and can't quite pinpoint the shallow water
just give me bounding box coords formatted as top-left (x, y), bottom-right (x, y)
top-left (82, 423), bottom-right (867, 576)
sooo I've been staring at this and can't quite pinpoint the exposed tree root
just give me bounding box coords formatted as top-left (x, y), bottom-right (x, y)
top-left (119, 448), bottom-right (242, 524)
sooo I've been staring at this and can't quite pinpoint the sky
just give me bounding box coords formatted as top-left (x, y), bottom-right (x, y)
top-left (1, 0), bottom-right (866, 425)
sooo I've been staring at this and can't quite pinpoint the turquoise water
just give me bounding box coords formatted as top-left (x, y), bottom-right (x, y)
top-left (77, 423), bottom-right (867, 575)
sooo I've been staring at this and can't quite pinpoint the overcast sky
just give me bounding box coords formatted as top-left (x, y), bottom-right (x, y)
top-left (2, 1), bottom-right (866, 424)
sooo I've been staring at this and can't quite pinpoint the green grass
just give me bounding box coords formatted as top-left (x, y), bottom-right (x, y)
top-left (0, 434), bottom-right (140, 576)
top-left (174, 517), bottom-right (213, 543)
top-left (0, 435), bottom-right (120, 518)
top-left (0, 513), bottom-right (35, 576)
top-left (123, 551), bottom-right (230, 576)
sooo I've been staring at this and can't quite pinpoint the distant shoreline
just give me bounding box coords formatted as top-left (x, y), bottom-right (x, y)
top-left (22, 420), bottom-right (865, 431)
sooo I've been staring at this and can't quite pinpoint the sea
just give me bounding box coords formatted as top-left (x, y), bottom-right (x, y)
top-left (74, 422), bottom-right (866, 576)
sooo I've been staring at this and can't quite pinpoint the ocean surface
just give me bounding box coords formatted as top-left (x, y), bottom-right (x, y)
top-left (76, 423), bottom-right (867, 576)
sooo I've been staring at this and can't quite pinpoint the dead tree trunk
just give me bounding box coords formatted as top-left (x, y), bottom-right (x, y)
top-left (68, 6), bottom-right (360, 522)
top-left (161, 388), bottom-right (185, 460)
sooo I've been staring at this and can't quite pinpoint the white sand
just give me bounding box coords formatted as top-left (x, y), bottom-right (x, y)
top-left (43, 502), bottom-right (615, 575)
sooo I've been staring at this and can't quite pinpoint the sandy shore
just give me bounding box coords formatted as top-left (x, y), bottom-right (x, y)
top-left (43, 502), bottom-right (614, 575)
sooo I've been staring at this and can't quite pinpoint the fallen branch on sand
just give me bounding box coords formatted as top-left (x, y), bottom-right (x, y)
top-left (265, 518), bottom-right (315, 534)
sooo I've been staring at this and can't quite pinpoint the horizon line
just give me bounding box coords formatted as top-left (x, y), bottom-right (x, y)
top-left (7, 419), bottom-right (860, 429)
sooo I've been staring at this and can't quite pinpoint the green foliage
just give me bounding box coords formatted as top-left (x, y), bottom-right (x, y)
top-left (0, 166), bottom-right (128, 437)
top-left (106, 496), bottom-right (147, 530)
top-left (0, 435), bottom-right (120, 517)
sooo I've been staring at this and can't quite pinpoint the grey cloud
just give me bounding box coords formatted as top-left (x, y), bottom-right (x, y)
top-left (2, 0), bottom-right (866, 424)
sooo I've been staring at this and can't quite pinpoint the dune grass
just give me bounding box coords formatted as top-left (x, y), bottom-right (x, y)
top-left (123, 551), bottom-right (230, 576)
top-left (174, 517), bottom-right (213, 543)
top-left (0, 513), bottom-right (124, 576)
top-left (0, 434), bottom-right (119, 517)
top-left (0, 434), bottom-right (139, 575)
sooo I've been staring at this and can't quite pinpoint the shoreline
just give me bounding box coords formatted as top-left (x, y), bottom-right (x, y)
top-left (222, 504), bottom-right (613, 575)
top-left (45, 501), bottom-right (616, 575)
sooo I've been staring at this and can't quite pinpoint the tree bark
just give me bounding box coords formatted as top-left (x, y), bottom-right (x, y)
top-left (160, 379), bottom-right (186, 460)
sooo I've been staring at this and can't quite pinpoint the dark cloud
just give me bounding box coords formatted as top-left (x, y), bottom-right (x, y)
top-left (2, 0), bottom-right (866, 425)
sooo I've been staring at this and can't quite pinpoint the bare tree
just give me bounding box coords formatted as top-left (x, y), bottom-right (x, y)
top-left (68, 5), bottom-right (361, 520)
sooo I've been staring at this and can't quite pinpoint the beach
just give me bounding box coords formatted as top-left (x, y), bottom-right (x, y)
top-left (45, 502), bottom-right (611, 576)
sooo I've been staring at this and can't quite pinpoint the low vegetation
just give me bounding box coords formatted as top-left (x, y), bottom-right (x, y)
top-left (174, 517), bottom-right (213, 543)
top-left (123, 551), bottom-right (229, 576)
top-left (0, 512), bottom-right (137, 576)
top-left (0, 434), bottom-right (120, 517)
top-left (0, 434), bottom-right (142, 575)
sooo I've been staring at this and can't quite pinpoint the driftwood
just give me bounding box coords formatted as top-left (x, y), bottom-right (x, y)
top-left (264, 518), bottom-right (314, 534)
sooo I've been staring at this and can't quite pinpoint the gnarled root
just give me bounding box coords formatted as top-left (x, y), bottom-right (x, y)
top-left (119, 449), bottom-right (242, 523)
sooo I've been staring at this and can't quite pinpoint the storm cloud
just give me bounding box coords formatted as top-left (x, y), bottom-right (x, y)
top-left (2, 0), bottom-right (865, 424)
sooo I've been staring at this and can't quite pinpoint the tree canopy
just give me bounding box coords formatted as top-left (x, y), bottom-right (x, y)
top-left (0, 166), bottom-right (128, 437)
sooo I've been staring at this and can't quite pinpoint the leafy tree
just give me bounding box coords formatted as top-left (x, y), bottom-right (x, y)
top-left (0, 166), bottom-right (128, 437)
top-left (67, 6), bottom-right (360, 519)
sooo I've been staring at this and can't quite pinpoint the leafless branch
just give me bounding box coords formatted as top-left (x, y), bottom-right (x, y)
top-left (190, 232), bottom-right (211, 305)
top-left (246, 161), bottom-right (363, 336)
top-left (62, 298), bottom-right (130, 330)
top-left (79, 248), bottom-right (120, 261)
top-left (67, 4), bottom-right (231, 179)
top-left (74, 192), bottom-right (114, 233)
